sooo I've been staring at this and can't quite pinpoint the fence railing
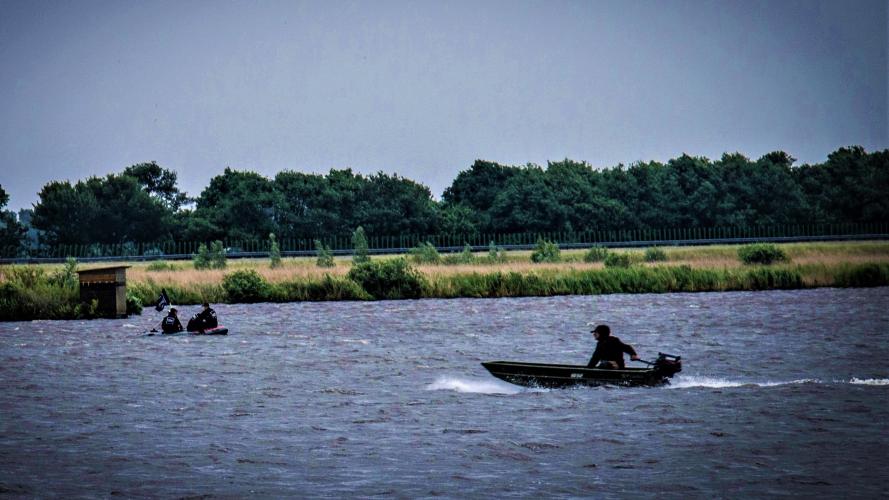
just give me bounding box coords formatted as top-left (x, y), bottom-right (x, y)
top-left (2, 222), bottom-right (888, 262)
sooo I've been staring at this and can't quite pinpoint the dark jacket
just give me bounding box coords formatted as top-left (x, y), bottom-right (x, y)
top-left (161, 314), bottom-right (183, 333)
top-left (188, 308), bottom-right (218, 331)
top-left (195, 307), bottom-right (218, 329)
top-left (587, 336), bottom-right (637, 369)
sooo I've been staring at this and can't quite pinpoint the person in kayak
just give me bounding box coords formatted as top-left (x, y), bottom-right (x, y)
top-left (160, 308), bottom-right (184, 334)
top-left (187, 302), bottom-right (218, 332)
top-left (587, 324), bottom-right (639, 369)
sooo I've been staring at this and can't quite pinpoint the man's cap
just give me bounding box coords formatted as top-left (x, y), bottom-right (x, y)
top-left (589, 324), bottom-right (610, 336)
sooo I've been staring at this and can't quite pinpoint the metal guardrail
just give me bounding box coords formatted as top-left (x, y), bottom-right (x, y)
top-left (1, 233), bottom-right (886, 265)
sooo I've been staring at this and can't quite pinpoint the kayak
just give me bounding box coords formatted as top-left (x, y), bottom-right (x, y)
top-left (481, 353), bottom-right (682, 388)
top-left (145, 326), bottom-right (229, 337)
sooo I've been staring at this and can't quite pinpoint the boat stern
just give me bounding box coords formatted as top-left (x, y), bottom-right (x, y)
top-left (654, 352), bottom-right (682, 378)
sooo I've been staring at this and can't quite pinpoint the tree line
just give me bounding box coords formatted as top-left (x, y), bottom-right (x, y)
top-left (1, 145), bottom-right (887, 254)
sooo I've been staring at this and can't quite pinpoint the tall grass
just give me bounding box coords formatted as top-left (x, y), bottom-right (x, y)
top-left (423, 264), bottom-right (811, 299)
top-left (0, 263), bottom-right (93, 320)
top-left (3, 241), bottom-right (889, 320)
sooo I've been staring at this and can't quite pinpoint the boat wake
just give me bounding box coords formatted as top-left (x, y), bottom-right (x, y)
top-left (426, 376), bottom-right (532, 395)
top-left (668, 376), bottom-right (819, 389)
top-left (849, 378), bottom-right (889, 386)
top-left (669, 376), bottom-right (889, 389)
top-left (426, 375), bottom-right (889, 393)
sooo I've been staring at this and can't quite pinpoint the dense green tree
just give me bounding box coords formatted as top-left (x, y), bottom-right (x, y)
top-left (32, 174), bottom-right (172, 245)
top-left (715, 152), bottom-right (808, 226)
top-left (436, 203), bottom-right (479, 235)
top-left (545, 159), bottom-right (603, 232)
top-left (0, 185), bottom-right (27, 254)
top-left (594, 164), bottom-right (641, 229)
top-left (662, 154), bottom-right (722, 227)
top-left (274, 169), bottom-right (359, 238)
top-left (489, 165), bottom-right (567, 233)
top-left (31, 181), bottom-right (97, 245)
top-left (80, 174), bottom-right (174, 242)
top-left (442, 160), bottom-right (518, 231)
top-left (176, 210), bottom-right (221, 242)
top-left (357, 172), bottom-right (438, 236)
top-left (274, 169), bottom-right (438, 239)
top-left (123, 161), bottom-right (189, 209)
top-left (795, 146), bottom-right (889, 223)
top-left (19, 145), bottom-right (889, 252)
top-left (193, 168), bottom-right (279, 241)
top-left (622, 161), bottom-right (666, 228)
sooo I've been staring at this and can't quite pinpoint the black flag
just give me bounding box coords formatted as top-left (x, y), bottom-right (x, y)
top-left (154, 289), bottom-right (170, 312)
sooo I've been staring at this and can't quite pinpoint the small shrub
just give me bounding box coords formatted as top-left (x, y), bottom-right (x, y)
top-left (315, 240), bottom-right (335, 268)
top-left (209, 240), bottom-right (226, 269)
top-left (409, 241), bottom-right (441, 264)
top-left (352, 226), bottom-right (370, 264)
top-left (644, 246), bottom-right (668, 262)
top-left (346, 258), bottom-right (425, 299)
top-left (738, 243), bottom-right (789, 265)
top-left (443, 243), bottom-right (476, 265)
top-left (269, 233), bottom-right (282, 268)
top-left (194, 243), bottom-right (212, 269)
top-left (486, 241), bottom-right (505, 263)
top-left (147, 260), bottom-right (175, 272)
top-left (195, 241), bottom-right (227, 269)
top-left (604, 252), bottom-right (632, 268)
top-left (126, 290), bottom-right (143, 315)
top-left (530, 238), bottom-right (561, 263)
top-left (49, 257), bottom-right (79, 288)
top-left (460, 243), bottom-right (475, 261)
top-left (222, 269), bottom-right (270, 303)
top-left (584, 245), bottom-right (609, 262)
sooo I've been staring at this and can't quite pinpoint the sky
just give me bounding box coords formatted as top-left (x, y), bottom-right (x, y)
top-left (0, 0), bottom-right (886, 211)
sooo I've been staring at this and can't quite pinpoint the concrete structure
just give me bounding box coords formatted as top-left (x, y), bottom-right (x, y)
top-left (76, 266), bottom-right (130, 318)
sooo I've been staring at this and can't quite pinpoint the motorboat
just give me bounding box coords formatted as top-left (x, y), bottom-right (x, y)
top-left (481, 353), bottom-right (681, 388)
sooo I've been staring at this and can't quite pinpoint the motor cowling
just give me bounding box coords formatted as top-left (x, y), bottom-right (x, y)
top-left (654, 352), bottom-right (682, 377)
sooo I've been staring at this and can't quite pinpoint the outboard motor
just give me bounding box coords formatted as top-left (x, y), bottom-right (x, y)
top-left (654, 352), bottom-right (682, 377)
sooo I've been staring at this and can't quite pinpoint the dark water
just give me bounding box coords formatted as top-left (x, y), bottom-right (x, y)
top-left (1, 287), bottom-right (887, 498)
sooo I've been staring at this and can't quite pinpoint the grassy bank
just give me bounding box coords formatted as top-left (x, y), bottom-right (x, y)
top-left (2, 241), bottom-right (888, 320)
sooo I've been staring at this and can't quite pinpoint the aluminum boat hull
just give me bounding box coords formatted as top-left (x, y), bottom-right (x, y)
top-left (481, 359), bottom-right (680, 388)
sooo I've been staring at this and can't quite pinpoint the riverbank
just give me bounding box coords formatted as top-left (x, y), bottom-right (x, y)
top-left (2, 241), bottom-right (888, 320)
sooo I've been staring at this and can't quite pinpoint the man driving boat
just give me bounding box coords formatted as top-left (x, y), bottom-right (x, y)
top-left (587, 324), bottom-right (639, 369)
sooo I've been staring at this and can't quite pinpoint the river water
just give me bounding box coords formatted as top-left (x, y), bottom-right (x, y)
top-left (1, 287), bottom-right (887, 498)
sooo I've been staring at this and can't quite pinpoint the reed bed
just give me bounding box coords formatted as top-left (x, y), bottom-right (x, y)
top-left (126, 261), bottom-right (351, 287)
top-left (115, 240), bottom-right (889, 283)
top-left (116, 240), bottom-right (889, 306)
top-left (2, 241), bottom-right (888, 320)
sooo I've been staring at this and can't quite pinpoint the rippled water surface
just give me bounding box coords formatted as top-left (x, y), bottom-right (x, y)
top-left (1, 287), bottom-right (888, 498)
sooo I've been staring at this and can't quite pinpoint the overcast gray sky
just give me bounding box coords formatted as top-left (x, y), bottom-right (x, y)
top-left (1, 0), bottom-right (886, 211)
